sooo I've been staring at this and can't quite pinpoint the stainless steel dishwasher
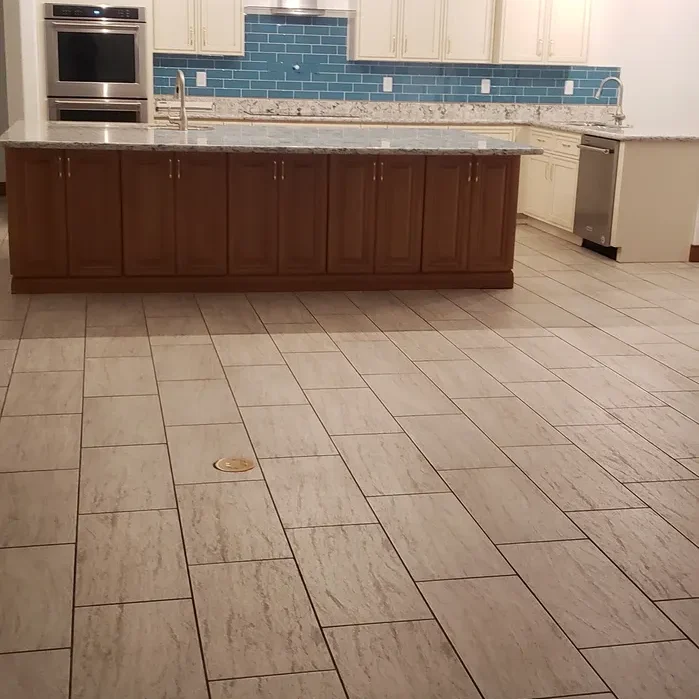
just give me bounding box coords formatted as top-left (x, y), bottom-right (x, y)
top-left (574, 135), bottom-right (620, 248)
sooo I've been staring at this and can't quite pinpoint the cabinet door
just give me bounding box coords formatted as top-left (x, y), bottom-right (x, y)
top-left (497, 0), bottom-right (546, 63)
top-left (375, 155), bottom-right (426, 274)
top-left (468, 157), bottom-right (519, 272)
top-left (175, 153), bottom-right (228, 276)
top-left (6, 149), bottom-right (67, 278)
top-left (65, 150), bottom-right (122, 277)
top-left (355, 0), bottom-right (399, 60)
top-left (278, 155), bottom-right (329, 276)
top-left (550, 156), bottom-right (579, 231)
top-left (153, 0), bottom-right (196, 53)
top-left (327, 155), bottom-right (378, 274)
top-left (422, 156), bottom-right (473, 272)
top-left (443, 0), bottom-right (495, 62)
top-left (401, 0), bottom-right (442, 61)
top-left (229, 154), bottom-right (279, 276)
top-left (547, 0), bottom-right (590, 64)
top-left (122, 152), bottom-right (176, 276)
top-left (200, 0), bottom-right (244, 56)
top-left (521, 154), bottom-right (552, 221)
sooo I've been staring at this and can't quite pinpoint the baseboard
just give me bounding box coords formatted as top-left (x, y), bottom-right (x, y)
top-left (690, 245), bottom-right (699, 263)
top-left (519, 215), bottom-right (583, 246)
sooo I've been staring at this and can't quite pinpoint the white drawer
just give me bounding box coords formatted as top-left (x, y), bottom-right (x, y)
top-left (530, 127), bottom-right (581, 158)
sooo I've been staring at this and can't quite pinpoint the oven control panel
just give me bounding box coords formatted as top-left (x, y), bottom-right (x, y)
top-left (48, 5), bottom-right (145, 21)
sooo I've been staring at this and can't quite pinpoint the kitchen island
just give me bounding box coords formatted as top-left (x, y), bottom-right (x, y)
top-left (0, 121), bottom-right (540, 293)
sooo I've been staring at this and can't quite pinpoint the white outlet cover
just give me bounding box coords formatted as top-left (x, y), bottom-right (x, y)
top-left (383, 76), bottom-right (393, 93)
top-left (481, 79), bottom-right (491, 95)
top-left (196, 71), bottom-right (207, 87)
top-left (564, 79), bottom-right (575, 95)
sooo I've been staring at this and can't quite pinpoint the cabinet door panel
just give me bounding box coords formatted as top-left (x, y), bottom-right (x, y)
top-left (122, 152), bottom-right (176, 276)
top-left (498, 0), bottom-right (545, 63)
top-left (401, 0), bottom-right (442, 61)
top-left (200, 0), bottom-right (244, 56)
top-left (468, 157), bottom-right (519, 272)
top-left (229, 154), bottom-right (279, 276)
top-left (153, 0), bottom-right (196, 53)
top-left (548, 0), bottom-right (590, 63)
top-left (175, 152), bottom-right (228, 276)
top-left (550, 156), bottom-right (579, 231)
top-left (422, 156), bottom-right (473, 272)
top-left (279, 155), bottom-right (329, 275)
top-left (6, 149), bottom-right (67, 278)
top-left (65, 150), bottom-right (122, 277)
top-left (375, 155), bottom-right (425, 274)
top-left (355, 0), bottom-right (399, 59)
top-left (521, 154), bottom-right (552, 221)
top-left (444, 0), bottom-right (495, 62)
top-left (328, 155), bottom-right (377, 274)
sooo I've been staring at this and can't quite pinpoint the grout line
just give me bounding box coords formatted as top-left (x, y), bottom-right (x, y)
top-left (74, 596), bottom-right (193, 609)
top-left (187, 557), bottom-right (294, 567)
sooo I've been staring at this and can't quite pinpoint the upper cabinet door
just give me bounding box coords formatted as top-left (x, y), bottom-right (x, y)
top-left (496, 0), bottom-right (546, 63)
top-left (547, 0), bottom-right (590, 64)
top-left (153, 0), bottom-right (196, 53)
top-left (400, 0), bottom-right (442, 62)
top-left (199, 0), bottom-right (244, 56)
top-left (352, 0), bottom-right (400, 60)
top-left (443, 0), bottom-right (495, 63)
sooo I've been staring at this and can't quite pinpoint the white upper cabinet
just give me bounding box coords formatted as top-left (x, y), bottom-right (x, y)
top-left (495, 0), bottom-right (591, 64)
top-left (442, 0), bottom-right (495, 63)
top-left (153, 0), bottom-right (244, 56)
top-left (401, 0), bottom-right (443, 62)
top-left (350, 0), bottom-right (400, 60)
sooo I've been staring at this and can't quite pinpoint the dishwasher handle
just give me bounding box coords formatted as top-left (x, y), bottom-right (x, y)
top-left (578, 144), bottom-right (613, 155)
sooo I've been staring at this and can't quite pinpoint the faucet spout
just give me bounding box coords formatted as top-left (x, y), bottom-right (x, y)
top-left (173, 69), bottom-right (188, 131)
top-left (595, 76), bottom-right (626, 126)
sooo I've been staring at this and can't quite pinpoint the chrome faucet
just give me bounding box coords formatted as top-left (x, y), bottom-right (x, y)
top-left (169, 69), bottom-right (188, 131)
top-left (595, 76), bottom-right (626, 126)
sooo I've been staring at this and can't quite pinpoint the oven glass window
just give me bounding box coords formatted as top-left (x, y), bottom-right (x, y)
top-left (58, 32), bottom-right (136, 83)
top-left (59, 109), bottom-right (140, 123)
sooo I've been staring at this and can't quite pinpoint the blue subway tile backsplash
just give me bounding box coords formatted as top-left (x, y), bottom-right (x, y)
top-left (154, 14), bottom-right (620, 105)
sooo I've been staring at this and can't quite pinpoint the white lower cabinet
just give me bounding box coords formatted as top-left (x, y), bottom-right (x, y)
top-left (549, 155), bottom-right (578, 230)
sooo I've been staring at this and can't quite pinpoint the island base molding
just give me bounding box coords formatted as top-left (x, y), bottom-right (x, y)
top-left (690, 246), bottom-right (699, 263)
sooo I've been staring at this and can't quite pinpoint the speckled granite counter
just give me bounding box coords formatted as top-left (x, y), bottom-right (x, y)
top-left (0, 120), bottom-right (542, 156)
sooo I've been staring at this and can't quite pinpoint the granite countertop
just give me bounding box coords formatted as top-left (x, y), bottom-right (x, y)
top-left (0, 120), bottom-right (542, 156)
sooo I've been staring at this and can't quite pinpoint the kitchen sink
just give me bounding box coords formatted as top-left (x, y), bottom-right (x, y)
top-left (149, 124), bottom-right (215, 131)
top-left (566, 121), bottom-right (632, 129)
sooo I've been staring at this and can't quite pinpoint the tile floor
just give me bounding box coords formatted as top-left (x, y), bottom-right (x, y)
top-left (1, 207), bottom-right (699, 699)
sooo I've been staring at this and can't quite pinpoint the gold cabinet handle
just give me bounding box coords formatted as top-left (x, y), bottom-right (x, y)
top-left (203, 27), bottom-right (207, 48)
top-left (380, 162), bottom-right (385, 181)
top-left (403, 36), bottom-right (408, 54)
top-left (281, 161), bottom-right (285, 181)
top-left (549, 39), bottom-right (554, 56)
top-left (373, 161), bottom-right (377, 181)
top-left (447, 37), bottom-right (452, 55)
top-left (391, 35), bottom-right (396, 54)
top-left (474, 161), bottom-right (480, 183)
top-left (66, 157), bottom-right (71, 178)
top-left (169, 158), bottom-right (173, 179)
top-left (467, 161), bottom-right (473, 183)
top-left (189, 26), bottom-right (195, 47)
top-left (273, 160), bottom-right (277, 180)
top-left (57, 156), bottom-right (63, 178)
top-left (537, 38), bottom-right (543, 56)
top-left (177, 159), bottom-right (181, 179)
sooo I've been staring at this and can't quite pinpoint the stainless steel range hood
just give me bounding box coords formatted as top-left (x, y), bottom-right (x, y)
top-left (271, 0), bottom-right (324, 17)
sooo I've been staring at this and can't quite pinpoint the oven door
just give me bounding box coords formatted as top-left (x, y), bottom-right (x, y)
top-left (45, 19), bottom-right (148, 99)
top-left (48, 98), bottom-right (147, 123)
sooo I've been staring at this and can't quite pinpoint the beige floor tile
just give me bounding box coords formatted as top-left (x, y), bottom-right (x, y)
top-left (80, 445), bottom-right (176, 513)
top-left (143, 293), bottom-right (200, 318)
top-left (83, 396), bottom-right (165, 447)
top-left (599, 355), bottom-right (698, 392)
top-left (86, 330), bottom-right (151, 359)
top-left (637, 342), bottom-right (699, 377)
top-left (584, 641), bottom-right (699, 699)
top-left (0, 649), bottom-right (70, 699)
top-left (22, 310), bottom-right (86, 338)
top-left (657, 600), bottom-right (699, 645)
top-left (226, 365), bottom-right (306, 407)
top-left (4, 371), bottom-right (83, 416)
top-left (288, 525), bottom-right (431, 626)
top-left (551, 326), bottom-right (641, 356)
top-left (29, 294), bottom-right (86, 313)
top-left (0, 414), bottom-right (81, 472)
top-left (572, 509), bottom-right (699, 600)
top-left (147, 316), bottom-right (211, 345)
top-left (178, 479), bottom-right (290, 564)
top-left (191, 560), bottom-right (332, 680)
top-left (458, 397), bottom-right (568, 447)
top-left (286, 351), bottom-right (365, 389)
top-left (203, 310), bottom-right (266, 335)
top-left (151, 344), bottom-right (224, 381)
top-left (681, 458), bottom-right (699, 475)
top-left (167, 423), bottom-right (261, 484)
top-left (512, 303), bottom-right (591, 328)
top-left (393, 290), bottom-right (473, 321)
top-left (72, 599), bottom-right (208, 699)
top-left (307, 388), bottom-right (401, 435)
top-left (210, 672), bottom-right (346, 699)
top-left (603, 324), bottom-right (674, 345)
top-left (248, 293), bottom-right (315, 324)
top-left (243, 404), bottom-right (338, 457)
top-left (505, 445), bottom-right (642, 511)
top-left (371, 493), bottom-right (512, 581)
top-left (365, 374), bottom-right (458, 417)
top-left (0, 320), bottom-right (24, 342)
top-left (84, 357), bottom-right (157, 397)
top-left (213, 334), bottom-right (283, 366)
top-left (0, 471), bottom-right (77, 547)
top-left (420, 577), bottom-right (607, 699)
top-left (445, 467), bottom-right (582, 543)
top-left (434, 325), bottom-right (512, 349)
top-left (86, 300), bottom-right (144, 327)
top-left (464, 347), bottom-right (556, 382)
top-left (399, 413), bottom-right (514, 470)
top-left (509, 336), bottom-right (600, 369)
top-left (14, 338), bottom-right (85, 372)
top-left (315, 314), bottom-right (381, 334)
top-left (334, 433), bottom-right (447, 495)
top-left (655, 390), bottom-right (699, 422)
top-left (610, 407), bottom-right (699, 459)
top-left (470, 310), bottom-right (553, 338)
top-left (0, 294), bottom-right (30, 321)
top-left (75, 510), bottom-right (189, 605)
top-left (502, 540), bottom-right (682, 648)
top-left (0, 348), bottom-right (13, 386)
top-left (160, 379), bottom-right (241, 425)
top-left (336, 340), bottom-right (416, 375)
top-left (386, 331), bottom-right (464, 361)
top-left (261, 456), bottom-right (376, 528)
top-left (628, 480), bottom-right (699, 546)
top-left (297, 291), bottom-right (359, 315)
top-left (268, 324), bottom-right (337, 353)
top-left (363, 307), bottom-right (432, 332)
top-left (0, 545), bottom-right (74, 653)
top-left (416, 359), bottom-right (512, 399)
top-left (326, 621), bottom-right (481, 699)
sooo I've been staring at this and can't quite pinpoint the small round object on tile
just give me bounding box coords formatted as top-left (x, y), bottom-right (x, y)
top-left (213, 457), bottom-right (256, 473)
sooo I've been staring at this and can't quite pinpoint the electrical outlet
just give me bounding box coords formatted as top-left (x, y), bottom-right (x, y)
top-left (481, 79), bottom-right (491, 95)
top-left (564, 79), bottom-right (575, 96)
top-left (383, 76), bottom-right (393, 93)
top-left (196, 71), bottom-right (207, 87)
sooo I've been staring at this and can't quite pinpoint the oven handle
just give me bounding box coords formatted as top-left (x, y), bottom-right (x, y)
top-left (48, 20), bottom-right (142, 31)
top-left (577, 144), bottom-right (613, 155)
top-left (51, 99), bottom-right (143, 110)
